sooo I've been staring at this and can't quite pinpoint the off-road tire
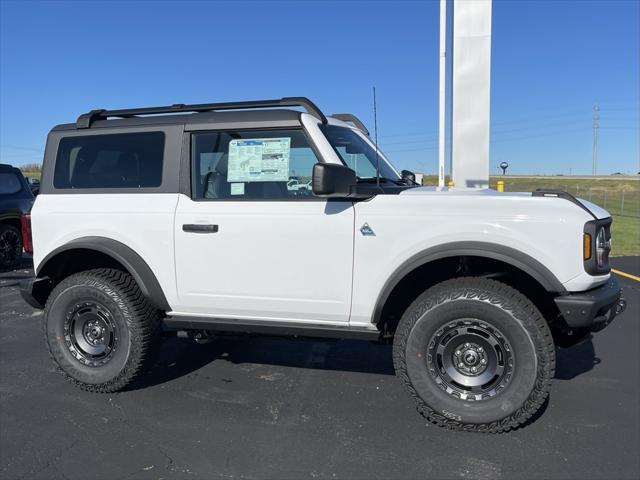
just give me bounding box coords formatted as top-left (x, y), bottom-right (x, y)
top-left (393, 277), bottom-right (555, 433)
top-left (44, 268), bottom-right (162, 392)
top-left (0, 224), bottom-right (22, 271)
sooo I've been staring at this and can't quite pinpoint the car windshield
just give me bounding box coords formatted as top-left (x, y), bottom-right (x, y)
top-left (320, 125), bottom-right (401, 181)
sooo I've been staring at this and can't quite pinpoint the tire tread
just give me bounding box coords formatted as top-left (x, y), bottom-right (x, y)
top-left (44, 268), bottom-right (162, 393)
top-left (392, 277), bottom-right (555, 433)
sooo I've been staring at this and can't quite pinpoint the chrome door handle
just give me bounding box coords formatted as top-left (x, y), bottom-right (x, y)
top-left (182, 224), bottom-right (219, 233)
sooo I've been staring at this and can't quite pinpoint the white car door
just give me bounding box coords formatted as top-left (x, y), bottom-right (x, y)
top-left (173, 128), bottom-right (354, 324)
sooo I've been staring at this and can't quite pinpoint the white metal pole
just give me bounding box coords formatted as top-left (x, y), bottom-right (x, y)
top-left (438, 0), bottom-right (447, 187)
top-left (451, 0), bottom-right (492, 188)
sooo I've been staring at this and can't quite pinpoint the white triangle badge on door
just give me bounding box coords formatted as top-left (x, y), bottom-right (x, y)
top-left (360, 223), bottom-right (375, 236)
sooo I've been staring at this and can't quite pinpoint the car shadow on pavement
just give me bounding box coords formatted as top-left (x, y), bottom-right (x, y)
top-left (555, 337), bottom-right (600, 380)
top-left (134, 334), bottom-right (396, 390)
top-left (133, 331), bottom-right (600, 391)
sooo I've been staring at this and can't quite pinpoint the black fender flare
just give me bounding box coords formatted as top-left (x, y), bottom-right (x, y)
top-left (372, 241), bottom-right (566, 325)
top-left (37, 236), bottom-right (171, 311)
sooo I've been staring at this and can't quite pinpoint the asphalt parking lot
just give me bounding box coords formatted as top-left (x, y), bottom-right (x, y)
top-left (1, 258), bottom-right (638, 480)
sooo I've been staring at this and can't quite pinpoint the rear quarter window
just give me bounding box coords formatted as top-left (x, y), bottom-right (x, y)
top-left (0, 172), bottom-right (23, 194)
top-left (53, 132), bottom-right (164, 189)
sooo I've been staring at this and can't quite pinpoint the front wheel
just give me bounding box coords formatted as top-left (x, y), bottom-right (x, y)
top-left (393, 277), bottom-right (555, 432)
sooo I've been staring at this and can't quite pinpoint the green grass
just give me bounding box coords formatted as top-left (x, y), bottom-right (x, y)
top-left (610, 215), bottom-right (640, 257)
top-left (421, 175), bottom-right (640, 257)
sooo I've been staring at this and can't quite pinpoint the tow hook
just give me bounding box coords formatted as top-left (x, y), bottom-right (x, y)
top-left (615, 298), bottom-right (627, 315)
top-left (191, 330), bottom-right (216, 344)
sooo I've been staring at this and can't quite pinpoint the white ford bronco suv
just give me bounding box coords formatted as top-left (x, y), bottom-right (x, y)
top-left (21, 97), bottom-right (626, 432)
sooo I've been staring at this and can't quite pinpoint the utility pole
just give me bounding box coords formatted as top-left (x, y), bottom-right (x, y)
top-left (592, 101), bottom-right (599, 176)
top-left (438, 0), bottom-right (447, 187)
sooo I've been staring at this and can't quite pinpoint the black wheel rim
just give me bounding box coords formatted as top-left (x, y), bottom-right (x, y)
top-left (426, 319), bottom-right (514, 401)
top-left (64, 301), bottom-right (119, 367)
top-left (0, 229), bottom-right (21, 267)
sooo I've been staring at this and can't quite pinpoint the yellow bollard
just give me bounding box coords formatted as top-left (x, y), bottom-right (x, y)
top-left (497, 180), bottom-right (504, 192)
top-left (447, 181), bottom-right (454, 187)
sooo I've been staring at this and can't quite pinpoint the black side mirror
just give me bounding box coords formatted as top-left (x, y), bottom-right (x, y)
top-left (312, 163), bottom-right (356, 197)
top-left (401, 169), bottom-right (417, 185)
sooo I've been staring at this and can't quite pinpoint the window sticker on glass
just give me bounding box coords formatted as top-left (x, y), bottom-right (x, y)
top-left (227, 138), bottom-right (291, 182)
top-left (230, 182), bottom-right (245, 195)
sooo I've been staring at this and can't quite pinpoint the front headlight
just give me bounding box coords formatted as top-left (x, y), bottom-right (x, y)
top-left (595, 226), bottom-right (611, 268)
top-left (583, 219), bottom-right (612, 275)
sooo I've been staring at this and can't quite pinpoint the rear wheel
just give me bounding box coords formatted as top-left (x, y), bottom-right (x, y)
top-left (0, 224), bottom-right (22, 270)
top-left (393, 277), bottom-right (555, 432)
top-left (44, 268), bottom-right (161, 392)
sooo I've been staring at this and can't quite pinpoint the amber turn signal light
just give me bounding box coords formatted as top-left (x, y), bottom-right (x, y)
top-left (583, 233), bottom-right (592, 260)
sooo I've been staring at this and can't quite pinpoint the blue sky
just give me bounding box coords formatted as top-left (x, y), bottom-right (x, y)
top-left (0, 0), bottom-right (638, 175)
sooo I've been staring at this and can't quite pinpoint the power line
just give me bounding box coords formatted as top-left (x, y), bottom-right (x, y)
top-left (378, 130), bottom-right (437, 139)
top-left (374, 105), bottom-right (636, 141)
top-left (384, 121), bottom-right (632, 153)
top-left (490, 110), bottom-right (588, 126)
top-left (491, 120), bottom-right (591, 136)
top-left (490, 128), bottom-right (590, 144)
top-left (378, 111), bottom-right (586, 138)
top-left (377, 120), bottom-right (635, 147)
top-left (380, 137), bottom-right (438, 146)
top-left (384, 145), bottom-right (438, 153)
top-left (599, 107), bottom-right (640, 111)
top-left (0, 150), bottom-right (43, 157)
top-left (381, 121), bottom-right (598, 144)
top-left (491, 107), bottom-right (635, 122)
top-left (0, 144), bottom-right (43, 152)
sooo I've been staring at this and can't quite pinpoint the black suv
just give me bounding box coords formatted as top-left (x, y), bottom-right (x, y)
top-left (0, 164), bottom-right (34, 270)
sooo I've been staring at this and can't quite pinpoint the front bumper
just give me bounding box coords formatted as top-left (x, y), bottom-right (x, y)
top-left (555, 276), bottom-right (626, 332)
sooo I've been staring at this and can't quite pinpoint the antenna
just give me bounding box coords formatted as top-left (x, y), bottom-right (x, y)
top-left (592, 101), bottom-right (599, 176)
top-left (373, 86), bottom-right (380, 187)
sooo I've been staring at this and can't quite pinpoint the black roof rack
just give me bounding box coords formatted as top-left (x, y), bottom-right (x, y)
top-left (330, 113), bottom-right (370, 136)
top-left (76, 97), bottom-right (327, 129)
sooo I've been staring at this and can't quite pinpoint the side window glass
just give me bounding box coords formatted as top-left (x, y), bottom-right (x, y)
top-left (191, 129), bottom-right (319, 200)
top-left (53, 132), bottom-right (164, 189)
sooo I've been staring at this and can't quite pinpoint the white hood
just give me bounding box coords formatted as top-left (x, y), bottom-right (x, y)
top-left (400, 187), bottom-right (611, 220)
